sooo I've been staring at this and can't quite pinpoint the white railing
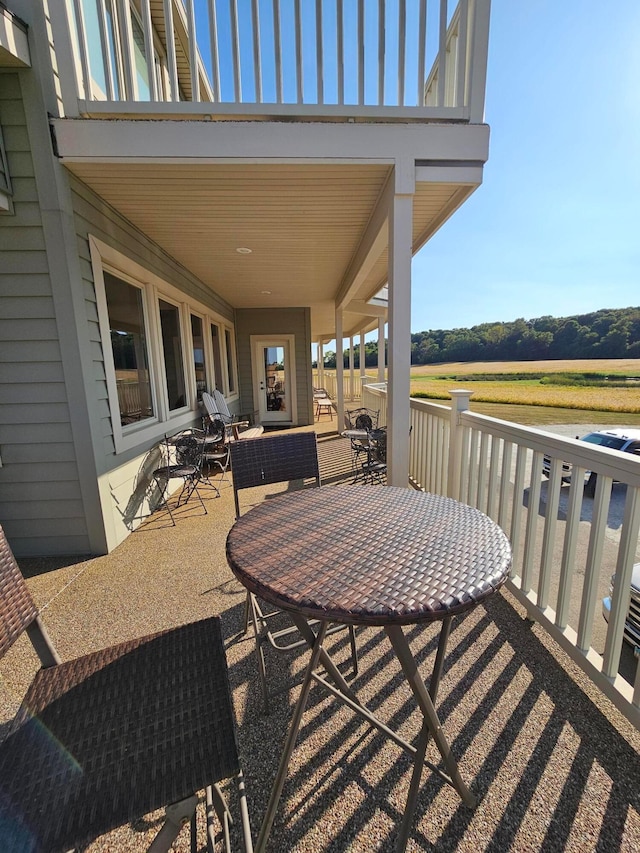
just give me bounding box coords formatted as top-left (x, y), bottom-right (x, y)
top-left (56, 0), bottom-right (490, 120)
top-left (364, 384), bottom-right (640, 729)
top-left (314, 369), bottom-right (368, 402)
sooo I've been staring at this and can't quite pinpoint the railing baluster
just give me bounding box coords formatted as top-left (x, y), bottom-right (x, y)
top-left (498, 440), bottom-right (512, 531)
top-left (467, 428), bottom-right (479, 508)
top-left (397, 0), bottom-right (406, 105)
top-left (538, 457), bottom-right (562, 609)
top-left (337, 0), bottom-right (344, 105)
top-left (602, 485), bottom-right (640, 678)
top-left (416, 0), bottom-right (427, 105)
top-left (252, 0), bottom-right (263, 102)
top-left (294, 0), bottom-right (303, 103)
top-left (229, 0), bottom-right (242, 102)
top-left (456, 0), bottom-right (469, 107)
top-left (378, 0), bottom-right (386, 106)
top-left (459, 424), bottom-right (471, 503)
top-left (96, 0), bottom-right (116, 100)
top-left (116, 0), bottom-right (138, 100)
top-left (522, 451), bottom-right (543, 594)
top-left (140, 0), bottom-right (158, 100)
top-left (437, 0), bottom-right (447, 107)
top-left (208, 0), bottom-right (221, 102)
top-left (577, 476), bottom-right (613, 651)
top-left (509, 445), bottom-right (528, 577)
top-left (358, 0), bottom-right (365, 105)
top-left (476, 431), bottom-right (489, 513)
top-left (556, 470), bottom-right (586, 629)
top-left (71, 0), bottom-right (94, 100)
top-left (164, 0), bottom-right (180, 101)
top-left (273, 0), bottom-right (283, 103)
top-left (316, 0), bottom-right (324, 104)
top-left (486, 435), bottom-right (499, 520)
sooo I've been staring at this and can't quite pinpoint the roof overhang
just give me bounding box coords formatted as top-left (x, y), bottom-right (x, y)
top-left (53, 118), bottom-right (488, 339)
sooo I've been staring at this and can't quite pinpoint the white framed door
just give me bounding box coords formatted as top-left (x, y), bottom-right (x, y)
top-left (251, 336), bottom-right (297, 425)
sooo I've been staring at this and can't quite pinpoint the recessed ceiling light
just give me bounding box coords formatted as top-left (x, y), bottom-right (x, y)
top-left (261, 290), bottom-right (272, 295)
top-left (236, 247), bottom-right (252, 254)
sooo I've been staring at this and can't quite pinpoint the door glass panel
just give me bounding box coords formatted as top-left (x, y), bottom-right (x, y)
top-left (159, 299), bottom-right (186, 410)
top-left (263, 346), bottom-right (286, 413)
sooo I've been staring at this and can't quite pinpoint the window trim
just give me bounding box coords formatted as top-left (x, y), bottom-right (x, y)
top-left (90, 236), bottom-right (238, 454)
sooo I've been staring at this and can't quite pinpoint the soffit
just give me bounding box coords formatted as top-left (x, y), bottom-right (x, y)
top-left (64, 160), bottom-right (472, 338)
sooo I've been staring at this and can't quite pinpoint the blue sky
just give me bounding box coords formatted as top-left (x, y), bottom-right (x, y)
top-left (411, 0), bottom-right (640, 333)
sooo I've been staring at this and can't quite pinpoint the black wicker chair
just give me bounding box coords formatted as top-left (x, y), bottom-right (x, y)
top-left (0, 525), bottom-right (253, 853)
top-left (230, 432), bottom-right (358, 713)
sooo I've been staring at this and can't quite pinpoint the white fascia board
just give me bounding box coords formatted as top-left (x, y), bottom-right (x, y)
top-left (52, 119), bottom-right (490, 165)
top-left (0, 6), bottom-right (30, 67)
top-left (415, 164), bottom-right (485, 184)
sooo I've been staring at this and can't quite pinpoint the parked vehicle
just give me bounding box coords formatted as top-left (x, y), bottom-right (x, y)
top-left (542, 428), bottom-right (640, 497)
top-left (602, 564), bottom-right (640, 649)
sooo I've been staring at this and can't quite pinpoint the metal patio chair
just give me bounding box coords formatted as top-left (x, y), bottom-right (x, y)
top-left (343, 407), bottom-right (380, 479)
top-left (0, 524), bottom-right (253, 853)
top-left (152, 432), bottom-right (210, 524)
top-left (230, 432), bottom-right (358, 713)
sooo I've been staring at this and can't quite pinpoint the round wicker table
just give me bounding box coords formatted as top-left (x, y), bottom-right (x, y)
top-left (226, 485), bottom-right (512, 852)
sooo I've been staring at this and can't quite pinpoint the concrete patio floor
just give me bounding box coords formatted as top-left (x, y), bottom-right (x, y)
top-left (1, 422), bottom-right (639, 852)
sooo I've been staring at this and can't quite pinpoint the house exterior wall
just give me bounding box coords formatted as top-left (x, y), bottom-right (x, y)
top-left (69, 174), bottom-right (237, 553)
top-left (0, 71), bottom-right (90, 557)
top-left (0, 71), bottom-right (240, 557)
top-left (235, 308), bottom-right (314, 426)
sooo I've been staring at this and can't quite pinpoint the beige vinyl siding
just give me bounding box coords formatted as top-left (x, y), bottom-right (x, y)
top-left (235, 308), bottom-right (314, 425)
top-left (0, 73), bottom-right (88, 556)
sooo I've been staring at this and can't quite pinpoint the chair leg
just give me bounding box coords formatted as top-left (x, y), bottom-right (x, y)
top-left (348, 625), bottom-right (358, 676)
top-left (248, 593), bottom-right (271, 714)
top-left (243, 591), bottom-right (251, 634)
top-left (148, 795), bottom-right (198, 853)
top-left (153, 475), bottom-right (177, 527)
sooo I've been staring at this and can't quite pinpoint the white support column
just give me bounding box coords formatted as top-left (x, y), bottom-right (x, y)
top-left (387, 159), bottom-right (415, 487)
top-left (349, 337), bottom-right (355, 400)
top-left (318, 341), bottom-right (324, 387)
top-left (335, 311), bottom-right (344, 428)
top-left (359, 330), bottom-right (366, 379)
top-left (377, 317), bottom-right (385, 382)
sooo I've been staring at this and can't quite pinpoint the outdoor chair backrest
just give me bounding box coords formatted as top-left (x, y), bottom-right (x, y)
top-left (344, 407), bottom-right (379, 432)
top-left (0, 525), bottom-right (39, 660)
top-left (230, 432), bottom-right (321, 517)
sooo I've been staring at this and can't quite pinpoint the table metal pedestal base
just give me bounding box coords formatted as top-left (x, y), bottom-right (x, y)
top-left (254, 614), bottom-right (475, 853)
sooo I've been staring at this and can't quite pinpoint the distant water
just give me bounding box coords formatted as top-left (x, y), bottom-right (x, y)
top-left (468, 401), bottom-right (640, 428)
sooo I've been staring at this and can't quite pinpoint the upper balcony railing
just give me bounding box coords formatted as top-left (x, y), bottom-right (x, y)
top-left (56, 0), bottom-right (490, 121)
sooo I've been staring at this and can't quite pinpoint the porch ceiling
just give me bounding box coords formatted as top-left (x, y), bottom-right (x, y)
top-left (63, 160), bottom-right (473, 339)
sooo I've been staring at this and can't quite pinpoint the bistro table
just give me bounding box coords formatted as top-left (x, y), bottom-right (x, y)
top-left (226, 485), bottom-right (512, 852)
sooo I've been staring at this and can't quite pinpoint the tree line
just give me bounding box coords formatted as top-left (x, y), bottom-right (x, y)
top-left (319, 307), bottom-right (640, 367)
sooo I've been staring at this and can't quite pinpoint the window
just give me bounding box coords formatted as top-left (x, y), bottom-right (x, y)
top-left (158, 299), bottom-right (186, 410)
top-left (225, 328), bottom-right (236, 393)
top-left (92, 236), bottom-right (238, 453)
top-left (210, 323), bottom-right (224, 392)
top-left (191, 315), bottom-right (206, 400)
top-left (104, 272), bottom-right (154, 426)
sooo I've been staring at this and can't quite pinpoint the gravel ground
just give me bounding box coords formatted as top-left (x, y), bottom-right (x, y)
top-left (1, 429), bottom-right (639, 852)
